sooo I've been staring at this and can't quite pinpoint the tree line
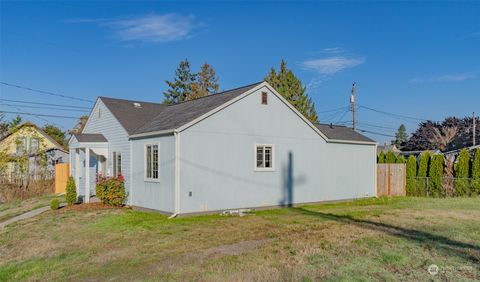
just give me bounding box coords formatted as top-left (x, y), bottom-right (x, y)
top-left (391, 116), bottom-right (480, 152)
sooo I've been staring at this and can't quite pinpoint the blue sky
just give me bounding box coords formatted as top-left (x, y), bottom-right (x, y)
top-left (1, 1), bottom-right (479, 143)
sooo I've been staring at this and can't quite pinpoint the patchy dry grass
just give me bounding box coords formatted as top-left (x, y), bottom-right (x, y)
top-left (0, 197), bottom-right (479, 281)
top-left (0, 194), bottom-right (65, 222)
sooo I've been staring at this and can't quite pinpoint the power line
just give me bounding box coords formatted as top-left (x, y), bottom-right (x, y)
top-left (357, 128), bottom-right (395, 138)
top-left (1, 103), bottom-right (68, 130)
top-left (0, 103), bottom-right (89, 112)
top-left (359, 105), bottom-right (428, 122)
top-left (0, 110), bottom-right (79, 119)
top-left (317, 106), bottom-right (349, 114)
top-left (0, 98), bottom-right (92, 109)
top-left (0, 82), bottom-right (94, 103)
top-left (357, 121), bottom-right (397, 130)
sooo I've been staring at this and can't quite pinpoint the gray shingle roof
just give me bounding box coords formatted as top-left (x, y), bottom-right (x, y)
top-left (100, 97), bottom-right (167, 135)
top-left (73, 133), bottom-right (108, 142)
top-left (133, 82), bottom-right (262, 134)
top-left (314, 123), bottom-right (375, 143)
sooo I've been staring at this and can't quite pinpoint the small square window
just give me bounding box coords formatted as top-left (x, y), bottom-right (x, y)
top-left (261, 92), bottom-right (268, 105)
top-left (255, 144), bottom-right (274, 171)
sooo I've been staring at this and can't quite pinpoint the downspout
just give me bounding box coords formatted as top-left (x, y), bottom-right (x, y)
top-left (169, 129), bottom-right (181, 219)
top-left (129, 140), bottom-right (133, 205)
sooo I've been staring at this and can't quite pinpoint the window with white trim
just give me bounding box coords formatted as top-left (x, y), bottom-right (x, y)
top-left (145, 144), bottom-right (159, 180)
top-left (256, 144), bottom-right (274, 170)
top-left (112, 152), bottom-right (122, 176)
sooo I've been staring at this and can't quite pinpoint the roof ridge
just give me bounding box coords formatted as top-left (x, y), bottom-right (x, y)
top-left (166, 81), bottom-right (264, 107)
top-left (315, 122), bottom-right (348, 128)
top-left (99, 96), bottom-right (164, 106)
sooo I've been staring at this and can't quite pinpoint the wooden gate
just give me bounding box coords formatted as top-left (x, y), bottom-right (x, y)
top-left (55, 163), bottom-right (70, 194)
top-left (377, 164), bottom-right (406, 196)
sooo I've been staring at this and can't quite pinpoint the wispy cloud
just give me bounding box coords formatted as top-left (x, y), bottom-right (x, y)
top-left (66, 13), bottom-right (201, 43)
top-left (302, 56), bottom-right (366, 75)
top-left (409, 72), bottom-right (477, 84)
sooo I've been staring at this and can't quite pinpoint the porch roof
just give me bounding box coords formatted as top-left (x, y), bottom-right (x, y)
top-left (72, 133), bottom-right (108, 143)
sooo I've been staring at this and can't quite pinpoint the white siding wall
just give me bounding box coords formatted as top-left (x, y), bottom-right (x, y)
top-left (130, 135), bottom-right (175, 213)
top-left (179, 86), bottom-right (376, 214)
top-left (81, 99), bottom-right (132, 201)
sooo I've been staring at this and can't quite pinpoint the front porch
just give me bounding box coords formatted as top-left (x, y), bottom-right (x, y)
top-left (69, 134), bottom-right (108, 203)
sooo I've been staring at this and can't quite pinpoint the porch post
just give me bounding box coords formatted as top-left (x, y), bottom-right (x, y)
top-left (75, 149), bottom-right (80, 195)
top-left (85, 147), bottom-right (90, 203)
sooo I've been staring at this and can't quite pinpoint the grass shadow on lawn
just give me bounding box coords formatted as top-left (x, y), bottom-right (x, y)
top-left (295, 207), bottom-right (480, 265)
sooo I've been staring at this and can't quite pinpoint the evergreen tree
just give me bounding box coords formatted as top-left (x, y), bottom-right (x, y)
top-left (472, 148), bottom-right (480, 194)
top-left (265, 60), bottom-right (318, 122)
top-left (429, 154), bottom-right (444, 197)
top-left (455, 148), bottom-right (470, 196)
top-left (69, 115), bottom-right (89, 135)
top-left (0, 113), bottom-right (8, 138)
top-left (395, 155), bottom-right (406, 164)
top-left (406, 155), bottom-right (417, 196)
top-left (189, 63), bottom-right (219, 101)
top-left (392, 124), bottom-right (408, 147)
top-left (42, 125), bottom-right (67, 148)
top-left (8, 115), bottom-right (22, 130)
top-left (417, 151), bottom-right (430, 196)
top-left (385, 151), bottom-right (397, 163)
top-left (163, 59), bottom-right (197, 104)
top-left (377, 152), bottom-right (386, 163)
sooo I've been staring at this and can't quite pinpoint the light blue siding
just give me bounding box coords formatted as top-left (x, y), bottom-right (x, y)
top-left (179, 86), bottom-right (376, 214)
top-left (130, 135), bottom-right (175, 213)
top-left (80, 99), bottom-right (132, 201)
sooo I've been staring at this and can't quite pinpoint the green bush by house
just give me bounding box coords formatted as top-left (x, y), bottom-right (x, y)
top-left (66, 176), bottom-right (77, 205)
top-left (96, 175), bottom-right (126, 206)
top-left (50, 198), bottom-right (60, 210)
top-left (385, 151), bottom-right (397, 163)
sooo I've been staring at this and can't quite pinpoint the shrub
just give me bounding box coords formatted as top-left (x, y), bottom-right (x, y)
top-left (416, 151), bottom-right (430, 196)
top-left (66, 176), bottom-right (77, 205)
top-left (472, 148), bottom-right (480, 194)
top-left (406, 155), bottom-right (417, 196)
top-left (378, 152), bottom-right (385, 163)
top-left (429, 154), bottom-right (444, 197)
top-left (455, 149), bottom-right (470, 196)
top-left (50, 198), bottom-right (60, 210)
top-left (96, 175), bottom-right (126, 206)
top-left (385, 151), bottom-right (397, 163)
top-left (395, 155), bottom-right (406, 164)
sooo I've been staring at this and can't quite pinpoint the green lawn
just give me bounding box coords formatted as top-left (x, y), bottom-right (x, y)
top-left (0, 197), bottom-right (479, 281)
top-left (0, 194), bottom-right (65, 223)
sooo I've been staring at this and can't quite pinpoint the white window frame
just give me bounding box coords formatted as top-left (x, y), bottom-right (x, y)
top-left (144, 142), bottom-right (160, 182)
top-left (254, 144), bottom-right (275, 171)
top-left (112, 151), bottom-right (122, 176)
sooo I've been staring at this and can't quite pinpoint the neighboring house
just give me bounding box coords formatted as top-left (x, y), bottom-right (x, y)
top-left (0, 123), bottom-right (69, 179)
top-left (69, 82), bottom-right (377, 215)
top-left (377, 144), bottom-right (402, 155)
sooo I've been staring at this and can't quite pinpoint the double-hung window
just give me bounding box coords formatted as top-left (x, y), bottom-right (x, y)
top-left (145, 144), bottom-right (159, 180)
top-left (112, 152), bottom-right (122, 176)
top-left (16, 137), bottom-right (27, 155)
top-left (255, 144), bottom-right (274, 171)
top-left (30, 138), bottom-right (39, 154)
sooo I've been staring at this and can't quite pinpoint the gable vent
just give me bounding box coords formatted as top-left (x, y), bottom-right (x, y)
top-left (133, 102), bottom-right (142, 108)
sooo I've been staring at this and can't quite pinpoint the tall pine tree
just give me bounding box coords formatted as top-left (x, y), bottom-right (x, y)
top-left (163, 59), bottom-right (197, 104)
top-left (189, 63), bottom-right (219, 101)
top-left (392, 124), bottom-right (407, 147)
top-left (265, 60), bottom-right (318, 122)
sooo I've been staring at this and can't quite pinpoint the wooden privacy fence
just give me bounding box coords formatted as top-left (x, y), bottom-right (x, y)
top-left (377, 163), bottom-right (406, 196)
top-left (54, 163), bottom-right (70, 194)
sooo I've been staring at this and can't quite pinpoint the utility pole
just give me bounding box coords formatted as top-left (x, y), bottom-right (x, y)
top-left (350, 82), bottom-right (356, 130)
top-left (473, 112), bottom-right (476, 146)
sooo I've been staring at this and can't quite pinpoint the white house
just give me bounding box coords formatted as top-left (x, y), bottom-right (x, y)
top-left (69, 81), bottom-right (377, 215)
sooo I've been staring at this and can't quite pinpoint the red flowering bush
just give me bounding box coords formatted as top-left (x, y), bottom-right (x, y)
top-left (96, 175), bottom-right (126, 206)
